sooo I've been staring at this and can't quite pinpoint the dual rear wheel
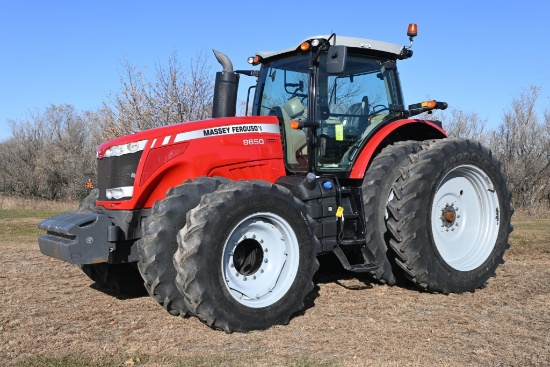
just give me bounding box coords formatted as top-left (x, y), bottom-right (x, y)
top-left (364, 139), bottom-right (513, 293)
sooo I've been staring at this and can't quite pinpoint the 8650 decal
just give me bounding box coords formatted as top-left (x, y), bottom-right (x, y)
top-left (243, 138), bottom-right (264, 145)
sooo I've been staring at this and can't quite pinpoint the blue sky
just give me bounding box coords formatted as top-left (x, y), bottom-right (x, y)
top-left (1, 0), bottom-right (549, 142)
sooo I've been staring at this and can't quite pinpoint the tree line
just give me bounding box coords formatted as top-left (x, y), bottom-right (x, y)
top-left (0, 51), bottom-right (213, 201)
top-left (0, 52), bottom-right (548, 209)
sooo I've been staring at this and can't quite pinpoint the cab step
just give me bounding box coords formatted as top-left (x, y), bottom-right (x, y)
top-left (333, 244), bottom-right (378, 273)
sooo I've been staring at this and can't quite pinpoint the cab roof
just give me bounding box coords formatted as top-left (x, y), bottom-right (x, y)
top-left (256, 35), bottom-right (405, 60)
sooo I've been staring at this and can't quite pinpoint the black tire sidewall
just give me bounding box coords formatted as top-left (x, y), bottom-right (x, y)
top-left (137, 177), bottom-right (229, 315)
top-left (362, 142), bottom-right (420, 284)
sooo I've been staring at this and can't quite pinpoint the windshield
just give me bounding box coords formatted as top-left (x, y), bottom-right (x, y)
top-left (316, 54), bottom-right (402, 171)
top-left (253, 52), bottom-right (402, 173)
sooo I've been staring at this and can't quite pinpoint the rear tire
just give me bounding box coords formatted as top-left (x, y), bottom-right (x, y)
top-left (136, 177), bottom-right (229, 316)
top-left (386, 139), bottom-right (513, 293)
top-left (79, 262), bottom-right (147, 297)
top-left (174, 180), bottom-right (319, 332)
top-left (362, 141), bottom-right (421, 285)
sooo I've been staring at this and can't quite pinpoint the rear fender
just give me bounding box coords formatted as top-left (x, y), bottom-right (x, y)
top-left (349, 119), bottom-right (447, 179)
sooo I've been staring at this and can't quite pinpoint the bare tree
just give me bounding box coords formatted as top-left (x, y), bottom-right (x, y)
top-left (417, 108), bottom-right (488, 142)
top-left (101, 50), bottom-right (214, 140)
top-left (0, 104), bottom-right (100, 200)
top-left (443, 109), bottom-right (488, 142)
top-left (489, 86), bottom-right (550, 208)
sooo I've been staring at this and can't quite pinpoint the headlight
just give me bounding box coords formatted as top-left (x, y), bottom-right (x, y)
top-left (105, 186), bottom-right (134, 200)
top-left (104, 139), bottom-right (147, 158)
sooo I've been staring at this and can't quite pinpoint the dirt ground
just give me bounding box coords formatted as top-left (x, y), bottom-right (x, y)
top-left (1, 235), bottom-right (549, 366)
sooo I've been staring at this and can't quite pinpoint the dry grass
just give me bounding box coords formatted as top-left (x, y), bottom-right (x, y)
top-left (1, 208), bottom-right (549, 366)
top-left (514, 206), bottom-right (550, 218)
top-left (508, 212), bottom-right (550, 256)
top-left (0, 194), bottom-right (78, 211)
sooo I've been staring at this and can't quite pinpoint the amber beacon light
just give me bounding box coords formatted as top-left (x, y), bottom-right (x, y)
top-left (407, 23), bottom-right (418, 38)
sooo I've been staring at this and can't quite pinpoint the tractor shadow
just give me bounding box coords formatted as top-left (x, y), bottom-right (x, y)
top-left (314, 253), bottom-right (376, 290)
top-left (88, 282), bottom-right (148, 300)
top-left (302, 253), bottom-right (420, 313)
top-left (302, 253), bottom-right (376, 312)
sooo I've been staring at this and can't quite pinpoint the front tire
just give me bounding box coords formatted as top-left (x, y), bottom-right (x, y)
top-left (386, 139), bottom-right (513, 293)
top-left (174, 180), bottom-right (319, 332)
top-left (136, 177), bottom-right (229, 316)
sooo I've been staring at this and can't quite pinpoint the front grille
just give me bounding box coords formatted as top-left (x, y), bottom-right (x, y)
top-left (97, 151), bottom-right (143, 201)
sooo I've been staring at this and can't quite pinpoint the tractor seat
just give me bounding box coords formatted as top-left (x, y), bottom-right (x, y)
top-left (281, 98), bottom-right (307, 167)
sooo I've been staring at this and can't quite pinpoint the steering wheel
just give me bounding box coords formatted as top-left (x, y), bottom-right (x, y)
top-left (369, 104), bottom-right (388, 116)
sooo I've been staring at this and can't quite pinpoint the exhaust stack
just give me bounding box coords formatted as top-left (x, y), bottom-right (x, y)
top-left (212, 50), bottom-right (239, 118)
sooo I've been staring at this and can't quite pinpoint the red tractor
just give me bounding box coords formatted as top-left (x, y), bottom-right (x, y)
top-left (39, 25), bottom-right (512, 332)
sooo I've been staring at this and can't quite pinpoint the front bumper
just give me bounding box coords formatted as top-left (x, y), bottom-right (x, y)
top-left (38, 209), bottom-right (148, 264)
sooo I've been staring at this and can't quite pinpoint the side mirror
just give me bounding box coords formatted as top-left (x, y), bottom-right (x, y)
top-left (326, 45), bottom-right (347, 74)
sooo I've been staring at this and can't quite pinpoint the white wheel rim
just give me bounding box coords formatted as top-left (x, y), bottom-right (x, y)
top-left (221, 212), bottom-right (300, 308)
top-left (431, 164), bottom-right (500, 271)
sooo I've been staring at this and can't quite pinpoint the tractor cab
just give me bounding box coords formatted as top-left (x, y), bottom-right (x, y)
top-left (211, 24), bottom-right (446, 178)
top-left (250, 34), bottom-right (411, 174)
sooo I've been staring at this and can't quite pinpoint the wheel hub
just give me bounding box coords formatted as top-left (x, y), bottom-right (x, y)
top-left (440, 204), bottom-right (458, 229)
top-left (233, 237), bottom-right (264, 276)
top-left (222, 213), bottom-right (299, 308)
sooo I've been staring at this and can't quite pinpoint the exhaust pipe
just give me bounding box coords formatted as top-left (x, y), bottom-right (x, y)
top-left (212, 50), bottom-right (239, 118)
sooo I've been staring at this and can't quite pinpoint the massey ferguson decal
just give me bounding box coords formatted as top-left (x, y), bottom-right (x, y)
top-left (174, 123), bottom-right (278, 143)
top-left (203, 124), bottom-right (263, 136)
